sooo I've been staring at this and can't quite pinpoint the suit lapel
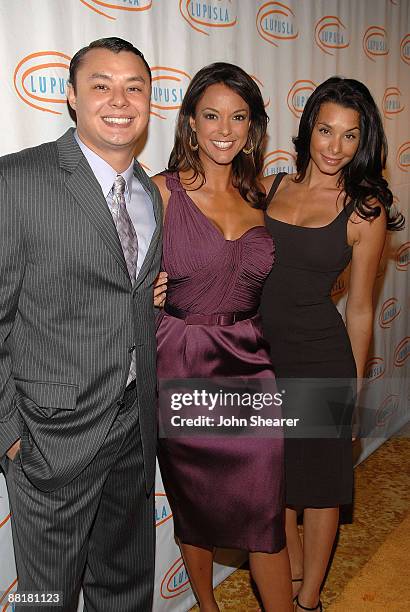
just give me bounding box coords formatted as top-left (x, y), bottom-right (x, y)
top-left (133, 160), bottom-right (162, 291)
top-left (57, 129), bottom-right (129, 279)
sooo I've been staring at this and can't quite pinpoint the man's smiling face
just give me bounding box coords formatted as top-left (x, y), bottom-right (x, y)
top-left (67, 48), bottom-right (151, 164)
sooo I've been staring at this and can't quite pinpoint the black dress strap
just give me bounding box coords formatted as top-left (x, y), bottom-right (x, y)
top-left (344, 199), bottom-right (356, 218)
top-left (264, 172), bottom-right (287, 208)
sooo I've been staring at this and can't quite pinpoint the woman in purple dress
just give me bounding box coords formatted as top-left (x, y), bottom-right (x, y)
top-left (153, 63), bottom-right (292, 611)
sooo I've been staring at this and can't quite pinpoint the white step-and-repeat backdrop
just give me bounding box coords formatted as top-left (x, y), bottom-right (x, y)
top-left (0, 1), bottom-right (409, 610)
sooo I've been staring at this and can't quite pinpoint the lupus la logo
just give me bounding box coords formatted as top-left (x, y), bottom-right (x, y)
top-left (382, 87), bottom-right (405, 119)
top-left (394, 336), bottom-right (410, 367)
top-left (179, 0), bottom-right (238, 36)
top-left (400, 33), bottom-right (410, 64)
top-left (79, 0), bottom-right (152, 20)
top-left (263, 150), bottom-right (296, 176)
top-left (14, 51), bottom-right (70, 115)
top-left (376, 394), bottom-right (399, 427)
top-left (378, 297), bottom-right (400, 329)
top-left (396, 242), bottom-right (410, 271)
top-left (150, 67), bottom-right (191, 120)
top-left (160, 556), bottom-right (190, 599)
top-left (364, 356), bottom-right (385, 382)
top-left (396, 141), bottom-right (410, 172)
top-left (314, 16), bottom-right (349, 55)
top-left (363, 26), bottom-right (389, 61)
top-left (155, 492), bottom-right (173, 527)
top-left (287, 80), bottom-right (316, 118)
top-left (256, 1), bottom-right (298, 47)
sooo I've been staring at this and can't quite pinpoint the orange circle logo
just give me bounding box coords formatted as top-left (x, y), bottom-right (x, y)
top-left (155, 492), bottom-right (173, 527)
top-left (314, 16), bottom-right (350, 55)
top-left (378, 297), bottom-right (401, 329)
top-left (382, 87), bottom-right (405, 119)
top-left (396, 141), bottom-right (410, 172)
top-left (160, 556), bottom-right (190, 599)
top-left (286, 80), bottom-right (316, 118)
top-left (150, 67), bottom-right (262, 121)
top-left (400, 33), bottom-right (410, 64)
top-left (150, 67), bottom-right (191, 120)
top-left (363, 26), bottom-right (389, 61)
top-left (364, 356), bottom-right (385, 382)
top-left (256, 1), bottom-right (298, 47)
top-left (179, 0), bottom-right (238, 36)
top-left (396, 242), bottom-right (410, 271)
top-left (376, 394), bottom-right (399, 427)
top-left (79, 0), bottom-right (152, 20)
top-left (394, 337), bottom-right (410, 367)
top-left (14, 51), bottom-right (71, 115)
top-left (263, 149), bottom-right (296, 176)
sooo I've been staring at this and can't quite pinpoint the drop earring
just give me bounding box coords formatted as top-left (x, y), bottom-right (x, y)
top-left (189, 130), bottom-right (199, 151)
top-left (243, 139), bottom-right (254, 155)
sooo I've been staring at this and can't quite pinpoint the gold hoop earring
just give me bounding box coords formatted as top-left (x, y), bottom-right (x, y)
top-left (243, 139), bottom-right (254, 155)
top-left (189, 131), bottom-right (199, 151)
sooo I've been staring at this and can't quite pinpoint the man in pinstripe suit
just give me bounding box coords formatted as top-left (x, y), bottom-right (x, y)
top-left (0, 38), bottom-right (162, 611)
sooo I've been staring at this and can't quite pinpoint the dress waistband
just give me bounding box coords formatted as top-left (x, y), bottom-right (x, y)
top-left (164, 303), bottom-right (257, 326)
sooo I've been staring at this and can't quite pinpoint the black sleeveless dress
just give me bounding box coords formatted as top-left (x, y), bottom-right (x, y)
top-left (260, 172), bottom-right (356, 508)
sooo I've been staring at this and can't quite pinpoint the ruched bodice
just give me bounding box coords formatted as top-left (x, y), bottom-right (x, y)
top-left (163, 172), bottom-right (274, 315)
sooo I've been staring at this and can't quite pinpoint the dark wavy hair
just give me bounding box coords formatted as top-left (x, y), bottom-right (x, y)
top-left (168, 62), bottom-right (268, 206)
top-left (293, 76), bottom-right (404, 230)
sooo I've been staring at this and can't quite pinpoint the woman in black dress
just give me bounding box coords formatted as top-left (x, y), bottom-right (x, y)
top-left (260, 77), bottom-right (404, 612)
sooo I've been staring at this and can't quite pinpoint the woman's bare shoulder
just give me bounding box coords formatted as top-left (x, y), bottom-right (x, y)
top-left (152, 173), bottom-right (171, 211)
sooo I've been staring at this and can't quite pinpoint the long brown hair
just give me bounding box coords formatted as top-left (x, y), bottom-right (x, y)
top-left (168, 62), bottom-right (268, 207)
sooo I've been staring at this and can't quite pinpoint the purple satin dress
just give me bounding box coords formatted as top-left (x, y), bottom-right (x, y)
top-left (156, 172), bottom-right (285, 553)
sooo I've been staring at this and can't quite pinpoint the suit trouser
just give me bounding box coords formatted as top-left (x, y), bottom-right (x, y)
top-left (4, 385), bottom-right (155, 612)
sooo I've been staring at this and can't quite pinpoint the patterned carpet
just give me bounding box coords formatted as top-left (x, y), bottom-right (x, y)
top-left (328, 511), bottom-right (410, 611)
top-left (190, 426), bottom-right (410, 610)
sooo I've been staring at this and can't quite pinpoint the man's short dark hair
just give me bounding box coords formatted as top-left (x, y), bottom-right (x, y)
top-left (69, 37), bottom-right (151, 91)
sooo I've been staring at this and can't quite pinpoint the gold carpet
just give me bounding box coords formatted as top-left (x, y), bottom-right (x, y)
top-left (328, 510), bottom-right (410, 611)
top-left (190, 429), bottom-right (410, 611)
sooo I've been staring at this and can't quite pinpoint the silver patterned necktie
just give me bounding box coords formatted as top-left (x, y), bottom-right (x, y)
top-left (110, 174), bottom-right (137, 383)
top-left (111, 174), bottom-right (138, 286)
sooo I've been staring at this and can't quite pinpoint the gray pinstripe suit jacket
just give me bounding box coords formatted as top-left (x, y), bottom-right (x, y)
top-left (0, 128), bottom-right (162, 493)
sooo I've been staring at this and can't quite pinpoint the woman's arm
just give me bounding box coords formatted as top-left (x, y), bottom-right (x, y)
top-left (345, 207), bottom-right (387, 382)
top-left (152, 174), bottom-right (170, 308)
